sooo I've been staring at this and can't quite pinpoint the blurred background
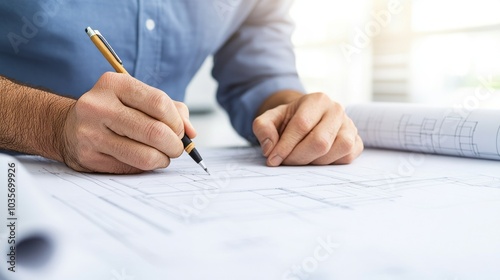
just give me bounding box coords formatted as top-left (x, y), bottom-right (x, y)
top-left (186, 0), bottom-right (500, 147)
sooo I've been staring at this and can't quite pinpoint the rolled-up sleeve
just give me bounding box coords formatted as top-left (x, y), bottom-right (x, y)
top-left (212, 0), bottom-right (305, 144)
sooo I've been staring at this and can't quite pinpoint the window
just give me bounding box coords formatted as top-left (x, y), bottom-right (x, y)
top-left (290, 0), bottom-right (373, 104)
top-left (410, 0), bottom-right (500, 108)
top-left (372, 0), bottom-right (500, 107)
top-left (292, 0), bottom-right (500, 107)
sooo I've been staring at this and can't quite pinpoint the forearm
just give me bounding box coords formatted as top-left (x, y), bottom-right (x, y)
top-left (0, 75), bottom-right (75, 161)
top-left (256, 90), bottom-right (304, 117)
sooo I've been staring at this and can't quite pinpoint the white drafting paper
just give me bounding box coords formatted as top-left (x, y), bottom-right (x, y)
top-left (0, 155), bottom-right (111, 280)
top-left (346, 103), bottom-right (500, 160)
top-left (1, 147), bottom-right (500, 280)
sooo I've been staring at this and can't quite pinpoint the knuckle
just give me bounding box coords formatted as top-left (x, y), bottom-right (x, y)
top-left (252, 116), bottom-right (266, 133)
top-left (331, 101), bottom-right (343, 113)
top-left (337, 134), bottom-right (356, 152)
top-left (99, 71), bottom-right (115, 81)
top-left (157, 98), bottom-right (184, 138)
top-left (294, 116), bottom-right (314, 135)
top-left (138, 158), bottom-right (155, 171)
top-left (138, 151), bottom-right (165, 170)
top-left (335, 152), bottom-right (357, 165)
top-left (173, 121), bottom-right (185, 138)
top-left (311, 92), bottom-right (330, 102)
top-left (311, 134), bottom-right (332, 155)
top-left (144, 121), bottom-right (166, 143)
top-left (175, 102), bottom-right (189, 115)
top-left (148, 91), bottom-right (169, 112)
top-left (149, 155), bottom-right (169, 170)
top-left (98, 72), bottom-right (121, 87)
top-left (346, 117), bottom-right (358, 135)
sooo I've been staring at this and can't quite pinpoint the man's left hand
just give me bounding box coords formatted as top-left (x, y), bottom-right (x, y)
top-left (253, 91), bottom-right (363, 166)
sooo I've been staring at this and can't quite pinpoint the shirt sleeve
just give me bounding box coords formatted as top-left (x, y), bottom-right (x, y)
top-left (212, 0), bottom-right (305, 145)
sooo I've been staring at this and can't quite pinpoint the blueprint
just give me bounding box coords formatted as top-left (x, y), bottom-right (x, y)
top-left (1, 147), bottom-right (500, 280)
top-left (347, 103), bottom-right (500, 160)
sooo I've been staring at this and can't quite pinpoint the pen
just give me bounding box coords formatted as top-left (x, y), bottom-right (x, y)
top-left (85, 26), bottom-right (210, 174)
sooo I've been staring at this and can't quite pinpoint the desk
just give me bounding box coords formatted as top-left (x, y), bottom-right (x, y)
top-left (1, 148), bottom-right (500, 280)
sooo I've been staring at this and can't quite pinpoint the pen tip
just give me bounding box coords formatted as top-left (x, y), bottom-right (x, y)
top-left (198, 161), bottom-right (210, 175)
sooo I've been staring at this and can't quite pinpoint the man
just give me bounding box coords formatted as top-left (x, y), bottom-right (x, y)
top-left (0, 0), bottom-right (363, 174)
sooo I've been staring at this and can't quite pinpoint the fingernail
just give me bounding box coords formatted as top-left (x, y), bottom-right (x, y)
top-left (268, 154), bottom-right (283, 166)
top-left (261, 138), bottom-right (272, 156)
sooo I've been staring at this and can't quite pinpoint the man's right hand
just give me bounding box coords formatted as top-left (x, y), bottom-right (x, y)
top-left (61, 72), bottom-right (196, 174)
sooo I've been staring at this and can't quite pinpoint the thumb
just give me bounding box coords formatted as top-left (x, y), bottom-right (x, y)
top-left (252, 105), bottom-right (287, 157)
top-left (174, 102), bottom-right (197, 139)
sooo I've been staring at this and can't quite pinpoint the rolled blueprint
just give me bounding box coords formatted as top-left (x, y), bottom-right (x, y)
top-left (346, 103), bottom-right (500, 160)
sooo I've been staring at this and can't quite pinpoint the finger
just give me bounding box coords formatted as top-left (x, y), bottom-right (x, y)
top-left (252, 105), bottom-right (287, 157)
top-left (334, 135), bottom-right (364, 165)
top-left (103, 105), bottom-right (184, 158)
top-left (99, 73), bottom-right (185, 138)
top-left (268, 94), bottom-right (334, 166)
top-left (73, 152), bottom-right (143, 174)
top-left (282, 108), bottom-right (343, 165)
top-left (175, 102), bottom-right (197, 139)
top-left (98, 129), bottom-right (171, 171)
top-left (310, 117), bottom-right (359, 165)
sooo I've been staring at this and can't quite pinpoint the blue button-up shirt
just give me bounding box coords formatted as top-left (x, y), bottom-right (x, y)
top-left (0, 0), bottom-right (304, 143)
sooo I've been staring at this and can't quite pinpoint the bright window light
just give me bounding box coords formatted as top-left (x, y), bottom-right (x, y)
top-left (413, 0), bottom-right (500, 31)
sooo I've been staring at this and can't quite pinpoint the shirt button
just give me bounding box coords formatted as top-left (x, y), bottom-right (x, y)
top-left (146, 19), bottom-right (156, 31)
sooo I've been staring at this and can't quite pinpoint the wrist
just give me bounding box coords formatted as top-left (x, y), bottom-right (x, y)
top-left (0, 75), bottom-right (76, 162)
top-left (45, 97), bottom-right (76, 163)
top-left (256, 90), bottom-right (304, 117)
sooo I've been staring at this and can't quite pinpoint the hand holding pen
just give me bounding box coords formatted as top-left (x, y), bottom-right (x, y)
top-left (85, 27), bottom-right (209, 174)
top-left (56, 28), bottom-right (208, 174)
